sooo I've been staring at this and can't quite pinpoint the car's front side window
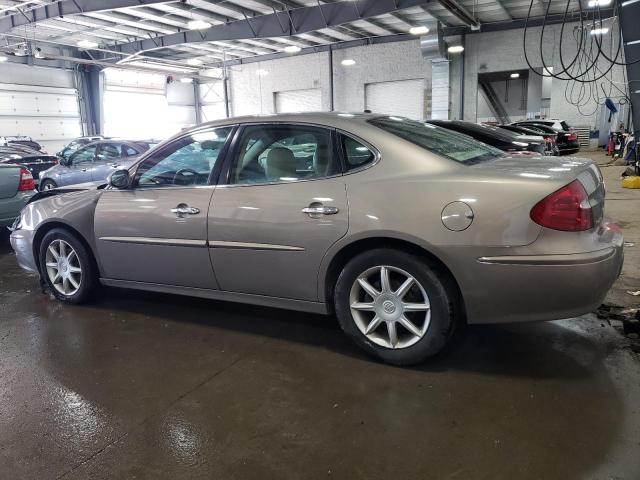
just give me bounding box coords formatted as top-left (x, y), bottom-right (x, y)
top-left (228, 125), bottom-right (336, 185)
top-left (97, 143), bottom-right (121, 162)
top-left (134, 127), bottom-right (233, 188)
top-left (69, 145), bottom-right (97, 165)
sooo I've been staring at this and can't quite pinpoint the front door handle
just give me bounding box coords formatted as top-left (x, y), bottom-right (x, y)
top-left (302, 203), bottom-right (339, 217)
top-left (171, 204), bottom-right (200, 217)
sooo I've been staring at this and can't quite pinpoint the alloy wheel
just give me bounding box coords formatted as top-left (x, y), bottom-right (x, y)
top-left (349, 265), bottom-right (431, 349)
top-left (45, 239), bottom-right (82, 296)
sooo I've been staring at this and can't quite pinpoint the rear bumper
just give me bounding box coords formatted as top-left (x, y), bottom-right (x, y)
top-left (456, 225), bottom-right (624, 324)
top-left (10, 228), bottom-right (38, 273)
top-left (0, 190), bottom-right (34, 227)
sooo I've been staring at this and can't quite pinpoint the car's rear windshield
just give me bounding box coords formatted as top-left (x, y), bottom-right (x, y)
top-left (560, 121), bottom-right (571, 131)
top-left (368, 117), bottom-right (505, 165)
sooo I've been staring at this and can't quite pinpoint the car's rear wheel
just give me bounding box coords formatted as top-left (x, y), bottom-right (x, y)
top-left (39, 228), bottom-right (96, 304)
top-left (334, 249), bottom-right (456, 365)
top-left (40, 179), bottom-right (57, 191)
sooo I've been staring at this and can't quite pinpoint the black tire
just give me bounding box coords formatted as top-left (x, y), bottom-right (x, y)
top-left (39, 179), bottom-right (57, 191)
top-left (334, 248), bottom-right (456, 366)
top-left (38, 228), bottom-right (97, 304)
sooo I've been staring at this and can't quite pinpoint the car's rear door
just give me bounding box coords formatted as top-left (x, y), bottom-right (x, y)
top-left (208, 123), bottom-right (348, 302)
top-left (94, 126), bottom-right (234, 288)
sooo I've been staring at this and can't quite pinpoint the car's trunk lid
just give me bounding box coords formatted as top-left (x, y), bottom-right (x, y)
top-left (0, 164), bottom-right (20, 199)
top-left (469, 155), bottom-right (606, 227)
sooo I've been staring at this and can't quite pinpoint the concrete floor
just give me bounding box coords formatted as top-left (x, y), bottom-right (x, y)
top-left (1, 152), bottom-right (640, 479)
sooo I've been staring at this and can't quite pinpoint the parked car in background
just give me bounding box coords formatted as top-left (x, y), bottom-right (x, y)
top-left (0, 136), bottom-right (43, 152)
top-left (56, 135), bottom-right (107, 160)
top-left (10, 113), bottom-right (622, 365)
top-left (512, 120), bottom-right (580, 155)
top-left (39, 139), bottom-right (156, 190)
top-left (0, 145), bottom-right (60, 185)
top-left (427, 120), bottom-right (547, 156)
top-left (0, 164), bottom-right (36, 228)
top-left (497, 124), bottom-right (559, 155)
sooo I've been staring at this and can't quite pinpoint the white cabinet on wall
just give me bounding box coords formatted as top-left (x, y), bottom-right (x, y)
top-left (365, 79), bottom-right (425, 120)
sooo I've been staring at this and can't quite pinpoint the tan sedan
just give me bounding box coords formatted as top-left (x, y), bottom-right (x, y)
top-left (10, 113), bottom-right (623, 365)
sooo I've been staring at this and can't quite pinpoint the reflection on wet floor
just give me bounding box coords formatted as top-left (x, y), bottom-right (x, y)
top-left (1, 231), bottom-right (639, 479)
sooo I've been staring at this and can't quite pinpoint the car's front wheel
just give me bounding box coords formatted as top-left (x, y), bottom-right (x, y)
top-left (334, 249), bottom-right (456, 365)
top-left (38, 228), bottom-right (96, 304)
top-left (39, 179), bottom-right (57, 191)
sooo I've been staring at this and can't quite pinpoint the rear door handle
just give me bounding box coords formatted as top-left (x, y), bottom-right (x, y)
top-left (302, 204), bottom-right (339, 216)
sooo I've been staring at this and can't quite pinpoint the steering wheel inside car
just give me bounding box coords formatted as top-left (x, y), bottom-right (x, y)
top-left (172, 168), bottom-right (200, 186)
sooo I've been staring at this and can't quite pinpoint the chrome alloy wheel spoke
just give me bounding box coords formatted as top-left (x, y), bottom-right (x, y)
top-left (349, 265), bottom-right (432, 350)
top-left (45, 239), bottom-right (82, 296)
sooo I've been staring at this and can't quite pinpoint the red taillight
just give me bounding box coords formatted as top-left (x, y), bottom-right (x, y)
top-left (566, 132), bottom-right (578, 141)
top-left (530, 180), bottom-right (593, 231)
top-left (18, 167), bottom-right (35, 191)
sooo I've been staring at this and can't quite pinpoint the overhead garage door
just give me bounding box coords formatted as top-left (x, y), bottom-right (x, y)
top-left (0, 83), bottom-right (81, 153)
top-left (104, 68), bottom-right (189, 141)
top-left (365, 79), bottom-right (425, 121)
top-left (274, 89), bottom-right (322, 113)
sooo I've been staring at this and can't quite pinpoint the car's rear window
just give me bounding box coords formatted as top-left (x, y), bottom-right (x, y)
top-left (560, 121), bottom-right (571, 131)
top-left (369, 117), bottom-right (504, 165)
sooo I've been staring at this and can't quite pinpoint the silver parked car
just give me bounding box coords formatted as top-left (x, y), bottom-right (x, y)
top-left (39, 139), bottom-right (155, 191)
top-left (0, 164), bottom-right (36, 228)
top-left (10, 113), bottom-right (623, 365)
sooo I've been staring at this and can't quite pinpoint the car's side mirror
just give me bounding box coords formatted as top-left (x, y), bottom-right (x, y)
top-left (109, 169), bottom-right (130, 189)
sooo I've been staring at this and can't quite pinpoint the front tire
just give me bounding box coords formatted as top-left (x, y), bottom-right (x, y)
top-left (334, 249), bottom-right (456, 366)
top-left (39, 228), bottom-right (96, 304)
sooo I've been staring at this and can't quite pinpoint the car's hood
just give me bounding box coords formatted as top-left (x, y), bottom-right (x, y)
top-left (27, 180), bottom-right (107, 204)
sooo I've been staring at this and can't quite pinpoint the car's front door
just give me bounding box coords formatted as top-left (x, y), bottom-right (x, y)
top-left (59, 145), bottom-right (96, 186)
top-left (209, 124), bottom-right (348, 302)
top-left (94, 126), bottom-right (234, 288)
top-left (91, 142), bottom-right (124, 182)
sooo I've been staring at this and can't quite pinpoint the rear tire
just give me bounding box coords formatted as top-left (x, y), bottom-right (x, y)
top-left (334, 248), bottom-right (456, 366)
top-left (40, 179), bottom-right (57, 191)
top-left (38, 228), bottom-right (96, 304)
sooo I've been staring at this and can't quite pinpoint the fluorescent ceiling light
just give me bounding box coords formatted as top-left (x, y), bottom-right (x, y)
top-left (283, 45), bottom-right (301, 53)
top-left (341, 59), bottom-right (356, 66)
top-left (188, 20), bottom-right (210, 30)
top-left (409, 26), bottom-right (429, 35)
top-left (77, 40), bottom-right (98, 49)
top-left (622, 0), bottom-right (639, 6)
top-left (589, 27), bottom-right (609, 35)
top-left (256, 69), bottom-right (269, 76)
top-left (588, 0), bottom-right (612, 6)
top-left (448, 45), bottom-right (464, 53)
top-left (179, 77), bottom-right (193, 83)
top-left (186, 58), bottom-right (203, 66)
top-left (0, 55), bottom-right (7, 62)
top-left (510, 73), bottom-right (520, 78)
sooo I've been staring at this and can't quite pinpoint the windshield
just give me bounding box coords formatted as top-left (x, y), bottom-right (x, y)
top-left (369, 117), bottom-right (505, 165)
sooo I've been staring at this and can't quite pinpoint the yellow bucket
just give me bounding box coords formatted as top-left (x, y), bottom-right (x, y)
top-left (622, 176), bottom-right (640, 189)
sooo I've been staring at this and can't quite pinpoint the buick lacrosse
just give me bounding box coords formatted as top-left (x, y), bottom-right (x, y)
top-left (10, 113), bottom-right (623, 365)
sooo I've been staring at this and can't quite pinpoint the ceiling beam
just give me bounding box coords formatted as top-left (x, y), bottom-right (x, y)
top-left (437, 0), bottom-right (479, 28)
top-left (0, 0), bottom-right (175, 34)
top-left (110, 0), bottom-right (433, 55)
top-left (442, 7), bottom-right (615, 35)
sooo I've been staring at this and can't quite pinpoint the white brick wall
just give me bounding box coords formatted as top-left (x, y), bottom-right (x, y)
top-left (228, 40), bottom-right (432, 116)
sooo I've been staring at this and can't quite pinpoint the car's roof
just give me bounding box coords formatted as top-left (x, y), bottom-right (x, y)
top-left (196, 112), bottom-right (382, 130)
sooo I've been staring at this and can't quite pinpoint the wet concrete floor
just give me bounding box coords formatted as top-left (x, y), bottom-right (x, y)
top-left (1, 154), bottom-right (640, 479)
